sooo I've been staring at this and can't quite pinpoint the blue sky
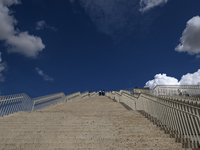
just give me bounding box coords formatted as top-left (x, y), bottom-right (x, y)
top-left (0, 0), bottom-right (200, 97)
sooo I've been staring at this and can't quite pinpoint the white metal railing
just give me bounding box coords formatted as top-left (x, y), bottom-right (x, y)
top-left (107, 90), bottom-right (200, 146)
top-left (0, 91), bottom-right (96, 117)
top-left (152, 85), bottom-right (200, 97)
top-left (138, 93), bottom-right (200, 145)
top-left (0, 93), bottom-right (33, 117)
top-left (31, 92), bottom-right (66, 111)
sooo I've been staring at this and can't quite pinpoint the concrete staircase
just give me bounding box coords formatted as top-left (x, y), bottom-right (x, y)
top-left (0, 96), bottom-right (192, 149)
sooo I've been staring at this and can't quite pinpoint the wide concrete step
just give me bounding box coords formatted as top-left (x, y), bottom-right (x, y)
top-left (0, 141), bottom-right (183, 149)
top-left (0, 114), bottom-right (146, 120)
top-left (0, 120), bottom-right (154, 125)
top-left (0, 129), bottom-right (166, 135)
top-left (0, 147), bottom-right (188, 150)
top-left (0, 127), bottom-right (166, 134)
top-left (0, 137), bottom-right (178, 143)
top-left (0, 118), bottom-right (149, 123)
top-left (0, 131), bottom-right (170, 139)
top-left (0, 111), bottom-right (144, 117)
top-left (0, 125), bottom-right (161, 130)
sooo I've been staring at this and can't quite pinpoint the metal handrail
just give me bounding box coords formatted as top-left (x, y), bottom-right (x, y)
top-left (143, 93), bottom-right (200, 110)
top-left (138, 93), bottom-right (200, 144)
top-left (0, 96), bottom-right (24, 102)
top-left (153, 85), bottom-right (200, 90)
top-left (31, 92), bottom-right (65, 111)
top-left (160, 94), bottom-right (200, 102)
top-left (0, 93), bottom-right (33, 117)
top-left (107, 90), bottom-right (200, 145)
top-left (152, 85), bottom-right (200, 97)
top-left (32, 92), bottom-right (64, 101)
top-left (0, 91), bottom-right (85, 117)
top-left (0, 90), bottom-right (96, 117)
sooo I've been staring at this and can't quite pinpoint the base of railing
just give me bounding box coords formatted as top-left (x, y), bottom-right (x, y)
top-left (119, 102), bottom-right (133, 110)
top-left (107, 96), bottom-right (117, 102)
top-left (137, 110), bottom-right (200, 149)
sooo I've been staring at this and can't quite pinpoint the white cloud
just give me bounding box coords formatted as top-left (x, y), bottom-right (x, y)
top-left (36, 20), bottom-right (46, 30)
top-left (6, 32), bottom-right (45, 58)
top-left (0, 52), bottom-right (8, 82)
top-left (179, 69), bottom-right (200, 85)
top-left (0, 0), bottom-right (45, 58)
top-left (145, 69), bottom-right (200, 89)
top-left (196, 55), bottom-right (200, 59)
top-left (36, 20), bottom-right (57, 31)
top-left (175, 16), bottom-right (200, 55)
top-left (145, 74), bottom-right (179, 89)
top-left (139, 0), bottom-right (168, 13)
top-left (35, 67), bottom-right (54, 82)
top-left (0, 0), bottom-right (21, 6)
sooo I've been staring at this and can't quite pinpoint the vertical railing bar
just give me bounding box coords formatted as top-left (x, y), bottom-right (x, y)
top-left (162, 99), bottom-right (168, 125)
top-left (176, 110), bottom-right (185, 135)
top-left (168, 100), bottom-right (174, 129)
top-left (165, 100), bottom-right (171, 128)
top-left (3, 101), bottom-right (8, 117)
top-left (161, 99), bottom-right (166, 124)
top-left (183, 105), bottom-right (193, 138)
top-left (171, 102), bottom-right (177, 131)
top-left (173, 102), bottom-right (180, 133)
top-left (167, 100), bottom-right (174, 129)
top-left (179, 104), bottom-right (190, 137)
top-left (189, 107), bottom-right (197, 142)
top-left (164, 99), bottom-right (170, 126)
top-left (195, 109), bottom-right (200, 134)
top-left (186, 112), bottom-right (195, 142)
top-left (189, 107), bottom-right (199, 143)
top-left (1, 101), bottom-right (5, 117)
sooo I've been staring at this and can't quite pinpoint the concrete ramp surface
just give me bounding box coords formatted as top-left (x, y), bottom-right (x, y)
top-left (0, 96), bottom-right (188, 149)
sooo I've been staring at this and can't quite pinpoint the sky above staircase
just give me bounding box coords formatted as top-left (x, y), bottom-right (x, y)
top-left (0, 0), bottom-right (200, 97)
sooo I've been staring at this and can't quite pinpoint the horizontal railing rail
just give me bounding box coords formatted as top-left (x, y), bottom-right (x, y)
top-left (66, 92), bottom-right (81, 102)
top-left (122, 87), bottom-right (134, 94)
top-left (152, 85), bottom-right (200, 98)
top-left (124, 85), bottom-right (200, 101)
top-left (160, 95), bottom-right (200, 104)
top-left (31, 92), bottom-right (66, 111)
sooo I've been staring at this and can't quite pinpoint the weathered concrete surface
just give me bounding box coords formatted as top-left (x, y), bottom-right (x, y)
top-left (0, 96), bottom-right (188, 149)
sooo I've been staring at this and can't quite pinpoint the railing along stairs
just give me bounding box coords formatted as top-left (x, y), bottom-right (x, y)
top-left (107, 85), bottom-right (200, 148)
top-left (0, 91), bottom-right (96, 117)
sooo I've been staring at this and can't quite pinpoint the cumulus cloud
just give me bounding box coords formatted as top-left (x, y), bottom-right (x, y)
top-left (175, 16), bottom-right (200, 55)
top-left (145, 69), bottom-right (200, 89)
top-left (36, 20), bottom-right (57, 31)
top-left (179, 69), bottom-right (200, 85)
top-left (69, 0), bottom-right (159, 41)
top-left (0, 0), bottom-right (21, 6)
top-left (35, 67), bottom-right (54, 82)
top-left (6, 32), bottom-right (44, 57)
top-left (145, 74), bottom-right (179, 89)
top-left (0, 0), bottom-right (45, 58)
top-left (0, 52), bottom-right (8, 82)
top-left (139, 0), bottom-right (168, 13)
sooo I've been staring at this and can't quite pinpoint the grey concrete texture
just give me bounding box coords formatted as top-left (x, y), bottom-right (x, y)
top-left (0, 96), bottom-right (192, 150)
